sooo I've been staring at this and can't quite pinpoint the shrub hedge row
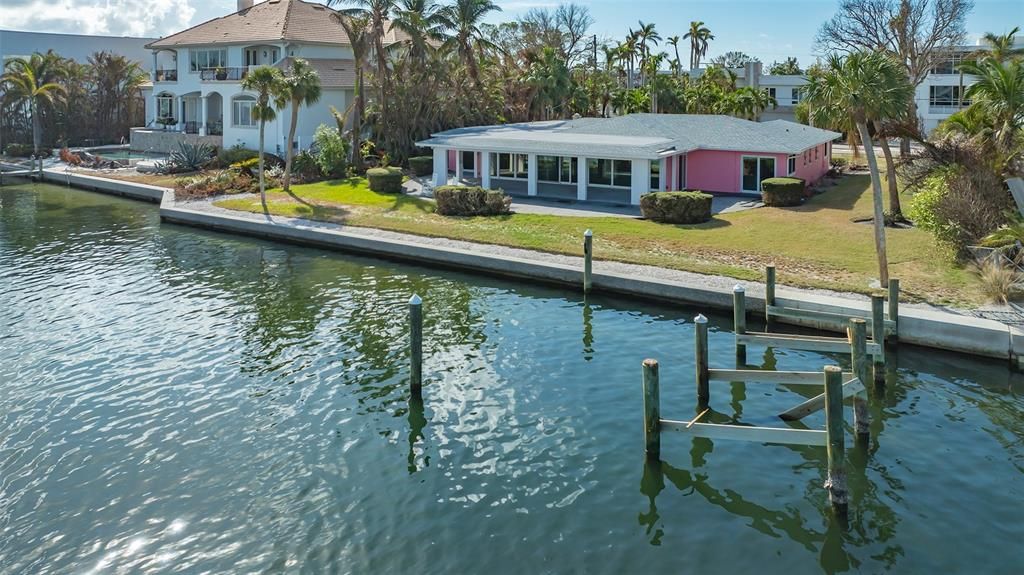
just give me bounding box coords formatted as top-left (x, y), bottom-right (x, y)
top-left (366, 166), bottom-right (404, 193)
top-left (409, 156), bottom-right (433, 177)
top-left (434, 185), bottom-right (511, 216)
top-left (760, 177), bottom-right (806, 207)
top-left (639, 191), bottom-right (713, 224)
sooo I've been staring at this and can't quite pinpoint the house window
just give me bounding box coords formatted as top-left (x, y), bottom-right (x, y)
top-left (791, 88), bottom-right (803, 105)
top-left (929, 85), bottom-right (969, 107)
top-left (650, 159), bottom-right (660, 190)
top-left (156, 94), bottom-right (174, 121)
top-left (190, 49), bottom-right (227, 72)
top-left (461, 150), bottom-right (475, 172)
top-left (788, 155), bottom-right (796, 175)
top-left (930, 52), bottom-right (963, 74)
top-left (613, 160), bottom-right (632, 187)
top-left (560, 157), bottom-right (578, 183)
top-left (766, 87), bottom-right (776, 99)
top-left (490, 153), bottom-right (528, 179)
top-left (815, 147), bottom-right (819, 160)
top-left (537, 155), bottom-right (577, 184)
top-left (741, 156), bottom-right (776, 192)
top-left (232, 96), bottom-right (257, 127)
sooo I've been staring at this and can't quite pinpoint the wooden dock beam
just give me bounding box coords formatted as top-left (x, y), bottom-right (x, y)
top-left (733, 285), bottom-right (746, 363)
top-left (871, 295), bottom-right (886, 383)
top-left (409, 294), bottom-right (423, 397)
top-left (888, 278), bottom-right (900, 341)
top-left (765, 265), bottom-right (776, 319)
top-left (583, 229), bottom-right (593, 293)
top-left (849, 318), bottom-right (870, 437)
top-left (642, 358), bottom-right (661, 458)
top-left (824, 365), bottom-right (848, 509)
top-left (695, 314), bottom-right (709, 409)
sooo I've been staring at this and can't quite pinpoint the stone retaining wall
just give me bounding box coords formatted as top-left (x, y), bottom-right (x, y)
top-left (130, 128), bottom-right (222, 154)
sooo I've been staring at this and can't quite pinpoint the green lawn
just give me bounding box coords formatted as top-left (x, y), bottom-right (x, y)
top-left (214, 175), bottom-right (981, 306)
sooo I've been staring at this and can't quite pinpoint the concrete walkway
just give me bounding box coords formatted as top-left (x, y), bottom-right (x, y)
top-left (402, 177), bottom-right (763, 218)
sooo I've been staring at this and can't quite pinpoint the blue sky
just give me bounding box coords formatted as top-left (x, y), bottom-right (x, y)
top-left (2, 0), bottom-right (1021, 66)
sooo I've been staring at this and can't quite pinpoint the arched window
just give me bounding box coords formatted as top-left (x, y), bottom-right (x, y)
top-left (156, 92), bottom-right (174, 121)
top-left (232, 95), bottom-right (257, 128)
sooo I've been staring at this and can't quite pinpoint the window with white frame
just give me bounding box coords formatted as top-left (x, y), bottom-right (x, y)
top-left (766, 87), bottom-right (776, 99)
top-left (190, 49), bottom-right (227, 72)
top-left (537, 155), bottom-right (577, 184)
top-left (232, 96), bottom-right (257, 127)
top-left (649, 159), bottom-right (660, 190)
top-left (490, 153), bottom-right (529, 179)
top-left (788, 155), bottom-right (796, 175)
top-left (587, 158), bottom-right (631, 188)
top-left (156, 94), bottom-right (174, 121)
top-left (791, 87), bottom-right (803, 105)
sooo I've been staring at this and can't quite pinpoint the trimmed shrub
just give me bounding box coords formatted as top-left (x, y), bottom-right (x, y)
top-left (366, 166), bottom-right (404, 194)
top-left (830, 157), bottom-right (849, 169)
top-left (174, 169), bottom-right (257, 201)
top-left (640, 191), bottom-right (713, 224)
top-left (5, 143), bottom-right (49, 158)
top-left (434, 185), bottom-right (512, 216)
top-left (409, 155), bottom-right (433, 177)
top-left (760, 177), bottom-right (805, 207)
top-left (231, 157), bottom-right (261, 177)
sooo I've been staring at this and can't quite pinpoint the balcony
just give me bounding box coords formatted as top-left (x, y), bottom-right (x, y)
top-left (155, 69), bottom-right (178, 82)
top-left (928, 101), bottom-right (971, 115)
top-left (200, 67), bottom-right (250, 82)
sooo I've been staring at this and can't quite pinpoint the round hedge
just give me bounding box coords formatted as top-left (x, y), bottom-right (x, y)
top-left (434, 185), bottom-right (511, 216)
top-left (366, 166), bottom-right (404, 194)
top-left (640, 191), bottom-right (713, 224)
top-left (760, 177), bottom-right (806, 206)
top-left (408, 156), bottom-right (433, 177)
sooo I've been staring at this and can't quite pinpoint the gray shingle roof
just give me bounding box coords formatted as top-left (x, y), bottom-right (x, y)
top-left (275, 57), bottom-right (355, 88)
top-left (418, 114), bottom-right (840, 159)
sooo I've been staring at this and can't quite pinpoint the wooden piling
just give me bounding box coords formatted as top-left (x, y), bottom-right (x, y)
top-left (642, 358), bottom-right (661, 458)
top-left (849, 319), bottom-right (870, 438)
top-left (583, 229), bottom-right (593, 293)
top-left (695, 314), bottom-right (710, 409)
top-left (871, 294), bottom-right (885, 383)
top-left (823, 365), bottom-right (848, 508)
top-left (409, 294), bottom-right (423, 396)
top-left (733, 285), bottom-right (746, 363)
top-left (765, 266), bottom-right (776, 321)
top-left (888, 278), bottom-right (900, 339)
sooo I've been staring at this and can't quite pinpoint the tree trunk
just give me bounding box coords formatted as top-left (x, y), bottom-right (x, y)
top-left (284, 101), bottom-right (298, 192)
top-left (874, 121), bottom-right (901, 219)
top-left (857, 121), bottom-right (889, 286)
top-left (258, 120), bottom-right (266, 208)
top-left (352, 68), bottom-right (364, 171)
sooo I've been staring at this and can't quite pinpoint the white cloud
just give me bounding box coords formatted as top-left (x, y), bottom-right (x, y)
top-left (0, 0), bottom-right (196, 37)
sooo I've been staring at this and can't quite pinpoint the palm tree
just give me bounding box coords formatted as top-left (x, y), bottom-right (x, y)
top-left (525, 46), bottom-right (571, 119)
top-left (276, 59), bottom-right (322, 192)
top-left (391, 0), bottom-right (447, 63)
top-left (980, 27), bottom-right (1023, 63)
top-left (667, 35), bottom-right (682, 76)
top-left (959, 58), bottom-right (1024, 152)
top-left (335, 13), bottom-right (373, 170)
top-left (240, 65), bottom-right (285, 206)
top-left (439, 0), bottom-right (501, 87)
top-left (683, 21), bottom-right (714, 70)
top-left (329, 0), bottom-right (395, 116)
top-left (634, 21), bottom-right (660, 87)
top-left (88, 51), bottom-right (148, 143)
top-left (805, 52), bottom-right (914, 286)
top-left (1, 52), bottom-right (66, 165)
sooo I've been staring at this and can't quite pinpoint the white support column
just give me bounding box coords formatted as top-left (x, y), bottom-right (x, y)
top-left (199, 95), bottom-right (208, 136)
top-left (151, 52), bottom-right (158, 82)
top-left (473, 153), bottom-right (480, 178)
top-left (527, 153), bottom-right (538, 196)
top-left (432, 148), bottom-right (448, 187)
top-left (630, 158), bottom-right (650, 205)
top-left (576, 156), bottom-right (587, 201)
top-left (177, 97), bottom-right (184, 131)
top-left (455, 150), bottom-right (463, 181)
top-left (481, 152), bottom-right (491, 189)
top-left (659, 157), bottom-right (667, 191)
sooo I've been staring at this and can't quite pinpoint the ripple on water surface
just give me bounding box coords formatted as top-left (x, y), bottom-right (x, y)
top-left (1, 184), bottom-right (1023, 574)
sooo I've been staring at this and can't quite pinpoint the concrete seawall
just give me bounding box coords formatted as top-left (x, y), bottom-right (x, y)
top-left (33, 168), bottom-right (1024, 366)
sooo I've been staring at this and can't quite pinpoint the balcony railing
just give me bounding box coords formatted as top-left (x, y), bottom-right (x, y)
top-left (928, 101), bottom-right (971, 115)
top-left (155, 69), bottom-right (178, 82)
top-left (200, 67), bottom-right (250, 82)
top-left (207, 121), bottom-right (223, 136)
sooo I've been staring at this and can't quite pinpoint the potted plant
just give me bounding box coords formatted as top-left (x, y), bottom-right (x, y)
top-left (215, 66), bottom-right (227, 81)
top-left (157, 116), bottom-right (176, 131)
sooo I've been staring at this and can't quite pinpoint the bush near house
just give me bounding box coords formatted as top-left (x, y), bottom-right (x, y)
top-left (409, 156), bottom-right (433, 177)
top-left (761, 177), bottom-right (806, 207)
top-left (217, 145), bottom-right (259, 166)
top-left (292, 150), bottom-right (322, 182)
top-left (231, 157), bottom-right (261, 177)
top-left (434, 185), bottom-right (512, 216)
top-left (174, 170), bottom-right (258, 201)
top-left (366, 166), bottom-right (404, 194)
top-left (640, 191), bottom-right (713, 224)
top-left (4, 143), bottom-right (50, 158)
top-left (830, 157), bottom-right (848, 170)
top-left (313, 124), bottom-right (349, 178)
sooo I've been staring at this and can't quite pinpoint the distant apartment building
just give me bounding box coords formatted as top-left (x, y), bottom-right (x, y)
top-left (0, 29), bottom-right (156, 69)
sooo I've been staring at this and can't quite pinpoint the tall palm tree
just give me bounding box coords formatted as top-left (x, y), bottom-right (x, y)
top-left (1, 52), bottom-right (66, 164)
top-left (667, 35), bottom-right (682, 76)
top-left (390, 0), bottom-right (447, 63)
top-left (275, 58), bottom-right (322, 192)
top-left (634, 21), bottom-right (660, 87)
top-left (980, 26), bottom-right (1023, 63)
top-left (439, 0), bottom-right (501, 87)
top-left (240, 65), bottom-right (285, 206)
top-left (805, 52), bottom-right (913, 286)
top-left (88, 51), bottom-right (147, 143)
top-left (335, 13), bottom-right (372, 170)
top-left (620, 34), bottom-right (637, 88)
top-left (329, 0), bottom-right (395, 116)
top-left (525, 46), bottom-right (571, 120)
top-left (683, 21), bottom-right (714, 70)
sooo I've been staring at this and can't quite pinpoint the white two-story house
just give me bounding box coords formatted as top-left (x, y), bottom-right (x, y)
top-left (133, 0), bottom-right (403, 154)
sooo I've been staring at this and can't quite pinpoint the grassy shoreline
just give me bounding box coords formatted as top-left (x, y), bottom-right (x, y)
top-left (211, 174), bottom-right (980, 306)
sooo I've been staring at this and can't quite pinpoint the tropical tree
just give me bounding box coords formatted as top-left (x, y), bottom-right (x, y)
top-left (276, 58), bottom-right (322, 191)
top-left (959, 57), bottom-right (1024, 154)
top-left (525, 46), bottom-right (571, 119)
top-left (710, 51), bottom-right (758, 68)
top-left (634, 20), bottom-right (660, 87)
top-left (667, 35), bottom-right (682, 76)
top-left (88, 51), bottom-right (148, 144)
top-left (240, 65), bottom-right (285, 206)
top-left (391, 0), bottom-right (447, 63)
top-left (330, 0), bottom-right (395, 116)
top-left (1, 52), bottom-right (66, 161)
top-left (335, 13), bottom-right (372, 170)
top-left (683, 21), bottom-right (714, 70)
top-left (805, 52), bottom-right (914, 285)
top-left (768, 57), bottom-right (802, 75)
top-left (980, 26), bottom-right (1023, 63)
top-left (439, 0), bottom-right (501, 87)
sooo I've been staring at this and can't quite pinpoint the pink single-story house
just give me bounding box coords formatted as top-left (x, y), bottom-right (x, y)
top-left (417, 113), bottom-right (840, 205)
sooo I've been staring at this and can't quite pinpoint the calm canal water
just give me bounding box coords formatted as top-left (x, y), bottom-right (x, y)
top-left (1, 183), bottom-right (1022, 574)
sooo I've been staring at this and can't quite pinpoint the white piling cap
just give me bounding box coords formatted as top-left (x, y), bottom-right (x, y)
top-left (733, 284), bottom-right (745, 293)
top-left (694, 314), bottom-right (708, 324)
top-left (409, 294), bottom-right (422, 305)
top-left (584, 229), bottom-right (593, 237)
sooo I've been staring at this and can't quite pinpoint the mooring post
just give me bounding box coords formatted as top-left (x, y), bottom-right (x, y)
top-left (642, 358), bottom-right (661, 458)
top-left (823, 365), bottom-right (848, 509)
top-left (409, 294), bottom-right (423, 396)
top-left (695, 314), bottom-right (710, 409)
top-left (583, 229), bottom-right (593, 294)
top-left (765, 265), bottom-right (776, 319)
top-left (733, 285), bottom-right (747, 364)
top-left (849, 319), bottom-right (870, 438)
top-left (871, 294), bottom-right (886, 383)
top-left (888, 278), bottom-right (900, 340)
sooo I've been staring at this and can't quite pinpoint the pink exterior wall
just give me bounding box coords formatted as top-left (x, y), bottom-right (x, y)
top-left (447, 149), bottom-right (456, 173)
top-left (684, 144), bottom-right (830, 194)
top-left (789, 143), bottom-right (830, 185)
top-left (664, 156), bottom-right (674, 190)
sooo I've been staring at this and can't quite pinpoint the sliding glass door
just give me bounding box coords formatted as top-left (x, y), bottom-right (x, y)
top-left (741, 156), bottom-right (776, 192)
